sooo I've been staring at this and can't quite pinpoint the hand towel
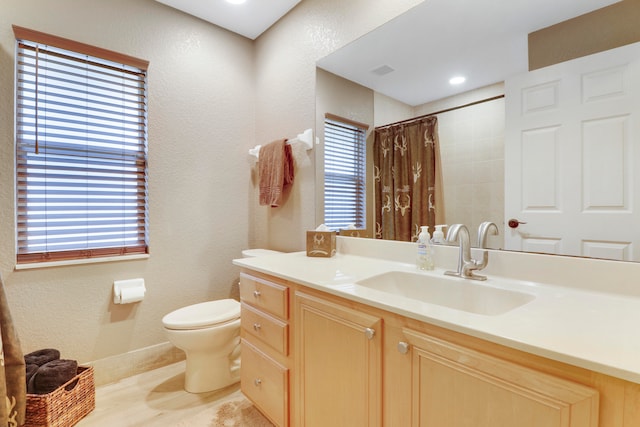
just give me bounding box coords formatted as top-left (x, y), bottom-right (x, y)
top-left (27, 359), bottom-right (78, 395)
top-left (25, 364), bottom-right (39, 386)
top-left (24, 348), bottom-right (60, 366)
top-left (259, 139), bottom-right (294, 207)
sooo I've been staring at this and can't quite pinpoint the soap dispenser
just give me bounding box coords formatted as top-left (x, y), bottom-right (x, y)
top-left (416, 226), bottom-right (434, 270)
top-left (431, 225), bottom-right (447, 244)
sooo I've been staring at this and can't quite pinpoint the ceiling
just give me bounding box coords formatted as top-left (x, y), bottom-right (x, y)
top-left (154, 0), bottom-right (301, 40)
top-left (316, 0), bottom-right (622, 106)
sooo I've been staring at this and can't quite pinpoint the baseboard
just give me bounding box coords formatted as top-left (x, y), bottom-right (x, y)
top-left (86, 342), bottom-right (185, 387)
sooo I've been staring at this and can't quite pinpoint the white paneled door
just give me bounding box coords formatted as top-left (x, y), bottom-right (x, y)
top-left (505, 42), bottom-right (640, 261)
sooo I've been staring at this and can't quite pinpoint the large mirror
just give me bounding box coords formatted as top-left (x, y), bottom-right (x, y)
top-left (315, 0), bottom-right (640, 261)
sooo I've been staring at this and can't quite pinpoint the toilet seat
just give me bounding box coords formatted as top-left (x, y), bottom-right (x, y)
top-left (241, 249), bottom-right (282, 257)
top-left (162, 299), bottom-right (240, 330)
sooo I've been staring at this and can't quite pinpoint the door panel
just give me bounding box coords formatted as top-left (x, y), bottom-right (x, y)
top-left (505, 42), bottom-right (640, 260)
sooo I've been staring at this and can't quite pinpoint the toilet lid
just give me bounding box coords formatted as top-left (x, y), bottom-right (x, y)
top-left (162, 299), bottom-right (240, 330)
top-left (241, 249), bottom-right (283, 257)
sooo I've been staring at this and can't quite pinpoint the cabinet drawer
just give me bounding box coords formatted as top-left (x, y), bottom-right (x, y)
top-left (241, 339), bottom-right (289, 427)
top-left (241, 303), bottom-right (289, 355)
top-left (240, 273), bottom-right (289, 319)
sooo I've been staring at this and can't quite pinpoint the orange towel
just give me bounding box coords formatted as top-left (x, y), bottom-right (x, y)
top-left (259, 139), bottom-right (294, 207)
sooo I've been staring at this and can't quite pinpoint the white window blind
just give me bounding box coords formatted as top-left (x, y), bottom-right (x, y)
top-left (323, 116), bottom-right (367, 230)
top-left (14, 26), bottom-right (149, 264)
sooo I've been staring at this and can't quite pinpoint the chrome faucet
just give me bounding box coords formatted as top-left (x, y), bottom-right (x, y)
top-left (444, 223), bottom-right (497, 281)
top-left (444, 224), bottom-right (483, 280)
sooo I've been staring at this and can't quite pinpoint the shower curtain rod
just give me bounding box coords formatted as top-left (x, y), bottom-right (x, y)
top-left (375, 94), bottom-right (505, 130)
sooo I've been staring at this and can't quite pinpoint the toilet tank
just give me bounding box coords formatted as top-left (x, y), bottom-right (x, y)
top-left (241, 249), bottom-right (282, 258)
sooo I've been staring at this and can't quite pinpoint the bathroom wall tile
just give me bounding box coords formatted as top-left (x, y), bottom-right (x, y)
top-left (424, 85), bottom-right (504, 234)
top-left (472, 160), bottom-right (493, 184)
top-left (490, 159), bottom-right (505, 183)
top-left (472, 137), bottom-right (494, 162)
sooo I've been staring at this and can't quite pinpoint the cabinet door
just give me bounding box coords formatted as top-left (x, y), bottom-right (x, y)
top-left (294, 292), bottom-right (382, 427)
top-left (401, 328), bottom-right (599, 427)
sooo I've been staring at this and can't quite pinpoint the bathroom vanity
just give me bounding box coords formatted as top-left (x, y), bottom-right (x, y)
top-left (234, 238), bottom-right (640, 427)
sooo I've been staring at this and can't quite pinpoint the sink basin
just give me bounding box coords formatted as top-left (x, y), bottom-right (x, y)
top-left (355, 271), bottom-right (535, 316)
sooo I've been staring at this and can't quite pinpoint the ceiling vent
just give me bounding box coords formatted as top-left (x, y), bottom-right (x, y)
top-left (371, 65), bottom-right (395, 76)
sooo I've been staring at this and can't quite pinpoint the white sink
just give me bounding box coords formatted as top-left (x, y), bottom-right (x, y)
top-left (355, 271), bottom-right (534, 316)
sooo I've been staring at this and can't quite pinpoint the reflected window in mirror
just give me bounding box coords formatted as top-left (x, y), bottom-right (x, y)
top-left (323, 115), bottom-right (367, 230)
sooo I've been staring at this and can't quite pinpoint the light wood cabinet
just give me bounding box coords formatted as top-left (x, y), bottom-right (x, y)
top-left (398, 327), bottom-right (599, 427)
top-left (238, 269), bottom-right (640, 427)
top-left (239, 272), bottom-right (290, 427)
top-left (294, 291), bottom-right (382, 427)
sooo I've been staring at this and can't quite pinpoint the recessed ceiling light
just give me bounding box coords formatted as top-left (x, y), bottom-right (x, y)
top-left (225, 0), bottom-right (247, 4)
top-left (449, 76), bottom-right (466, 85)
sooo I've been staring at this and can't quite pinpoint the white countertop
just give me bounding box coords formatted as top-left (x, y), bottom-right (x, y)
top-left (233, 250), bottom-right (640, 384)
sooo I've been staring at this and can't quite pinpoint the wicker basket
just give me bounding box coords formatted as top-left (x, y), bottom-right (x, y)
top-left (24, 366), bottom-right (95, 427)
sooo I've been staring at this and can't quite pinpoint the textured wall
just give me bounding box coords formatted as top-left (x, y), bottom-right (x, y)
top-left (0, 0), bottom-right (254, 362)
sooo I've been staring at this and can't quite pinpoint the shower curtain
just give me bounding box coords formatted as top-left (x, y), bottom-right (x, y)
top-left (0, 274), bottom-right (25, 427)
top-left (373, 116), bottom-right (444, 241)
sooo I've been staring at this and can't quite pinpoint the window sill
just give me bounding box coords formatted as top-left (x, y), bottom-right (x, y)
top-left (14, 253), bottom-right (150, 270)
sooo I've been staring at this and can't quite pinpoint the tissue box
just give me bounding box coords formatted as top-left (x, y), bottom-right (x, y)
top-left (339, 229), bottom-right (368, 238)
top-left (306, 231), bottom-right (336, 257)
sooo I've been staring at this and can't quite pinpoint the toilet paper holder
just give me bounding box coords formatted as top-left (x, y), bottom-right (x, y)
top-left (113, 278), bottom-right (146, 304)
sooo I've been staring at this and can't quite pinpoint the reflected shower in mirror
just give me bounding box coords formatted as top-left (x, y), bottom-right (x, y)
top-left (374, 86), bottom-right (505, 248)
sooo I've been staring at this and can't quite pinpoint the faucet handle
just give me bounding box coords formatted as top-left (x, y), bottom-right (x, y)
top-left (457, 258), bottom-right (486, 281)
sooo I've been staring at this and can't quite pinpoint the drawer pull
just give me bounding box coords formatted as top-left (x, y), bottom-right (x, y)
top-left (364, 328), bottom-right (376, 340)
top-left (253, 290), bottom-right (261, 298)
top-left (254, 378), bottom-right (262, 386)
top-left (253, 323), bottom-right (262, 331)
top-left (397, 341), bottom-right (410, 354)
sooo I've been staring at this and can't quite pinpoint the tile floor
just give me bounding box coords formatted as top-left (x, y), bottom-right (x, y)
top-left (77, 361), bottom-right (242, 426)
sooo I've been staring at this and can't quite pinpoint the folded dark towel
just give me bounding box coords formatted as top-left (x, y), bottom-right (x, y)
top-left (24, 348), bottom-right (60, 366)
top-left (25, 363), bottom-right (39, 386)
top-left (27, 359), bottom-right (78, 395)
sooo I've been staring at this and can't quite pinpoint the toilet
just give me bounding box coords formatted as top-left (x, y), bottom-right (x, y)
top-left (241, 248), bottom-right (282, 257)
top-left (162, 249), bottom-right (282, 393)
top-left (163, 299), bottom-right (241, 393)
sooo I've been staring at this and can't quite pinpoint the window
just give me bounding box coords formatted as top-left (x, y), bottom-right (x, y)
top-left (323, 114), bottom-right (367, 230)
top-left (14, 26), bottom-right (149, 264)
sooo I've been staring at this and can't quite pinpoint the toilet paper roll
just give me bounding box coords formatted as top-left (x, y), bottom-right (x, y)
top-left (119, 286), bottom-right (145, 304)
